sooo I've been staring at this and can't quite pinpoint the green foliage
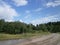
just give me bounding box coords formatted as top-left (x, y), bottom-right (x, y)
top-left (0, 19), bottom-right (60, 34)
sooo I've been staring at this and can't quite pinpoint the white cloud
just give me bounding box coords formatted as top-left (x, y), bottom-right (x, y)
top-left (12, 0), bottom-right (28, 6)
top-left (34, 8), bottom-right (42, 12)
top-left (19, 19), bottom-right (23, 22)
top-left (24, 15), bottom-right (30, 19)
top-left (25, 10), bottom-right (30, 13)
top-left (31, 15), bottom-right (60, 25)
top-left (5, 19), bottom-right (14, 22)
top-left (0, 1), bottom-right (18, 22)
top-left (46, 0), bottom-right (60, 7)
top-left (24, 10), bottom-right (31, 19)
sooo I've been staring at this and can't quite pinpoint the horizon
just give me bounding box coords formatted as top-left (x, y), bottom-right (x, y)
top-left (0, 0), bottom-right (60, 25)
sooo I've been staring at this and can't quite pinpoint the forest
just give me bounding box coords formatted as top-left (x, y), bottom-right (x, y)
top-left (0, 19), bottom-right (60, 34)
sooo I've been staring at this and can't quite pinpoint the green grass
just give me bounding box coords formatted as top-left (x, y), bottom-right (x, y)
top-left (0, 32), bottom-right (50, 40)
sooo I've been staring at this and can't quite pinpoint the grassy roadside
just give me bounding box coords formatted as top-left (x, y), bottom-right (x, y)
top-left (0, 32), bottom-right (50, 41)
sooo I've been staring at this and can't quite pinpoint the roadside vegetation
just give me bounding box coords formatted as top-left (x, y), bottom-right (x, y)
top-left (0, 32), bottom-right (50, 40)
top-left (0, 19), bottom-right (60, 40)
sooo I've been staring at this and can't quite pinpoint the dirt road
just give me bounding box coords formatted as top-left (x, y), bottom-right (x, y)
top-left (17, 33), bottom-right (60, 45)
top-left (0, 33), bottom-right (60, 45)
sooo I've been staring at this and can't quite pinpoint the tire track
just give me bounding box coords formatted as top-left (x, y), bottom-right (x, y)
top-left (19, 34), bottom-right (60, 45)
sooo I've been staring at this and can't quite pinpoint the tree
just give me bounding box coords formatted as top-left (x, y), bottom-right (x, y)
top-left (0, 19), bottom-right (5, 32)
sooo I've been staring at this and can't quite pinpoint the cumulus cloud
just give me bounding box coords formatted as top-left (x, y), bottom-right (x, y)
top-left (31, 15), bottom-right (60, 25)
top-left (0, 1), bottom-right (18, 22)
top-left (46, 0), bottom-right (60, 7)
top-left (12, 0), bottom-right (28, 6)
top-left (19, 19), bottom-right (23, 22)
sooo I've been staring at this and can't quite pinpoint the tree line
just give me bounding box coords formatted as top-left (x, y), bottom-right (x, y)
top-left (0, 19), bottom-right (60, 34)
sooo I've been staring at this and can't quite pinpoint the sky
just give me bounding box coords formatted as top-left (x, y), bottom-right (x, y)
top-left (0, 0), bottom-right (60, 25)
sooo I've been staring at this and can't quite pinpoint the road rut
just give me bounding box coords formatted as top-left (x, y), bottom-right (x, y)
top-left (17, 34), bottom-right (60, 45)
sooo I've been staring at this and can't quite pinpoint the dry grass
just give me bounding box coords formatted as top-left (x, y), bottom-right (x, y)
top-left (0, 32), bottom-right (50, 40)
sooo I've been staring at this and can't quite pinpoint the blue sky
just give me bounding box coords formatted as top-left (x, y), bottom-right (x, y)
top-left (0, 0), bottom-right (60, 25)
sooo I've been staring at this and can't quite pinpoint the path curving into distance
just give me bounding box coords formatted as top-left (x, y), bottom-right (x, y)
top-left (0, 33), bottom-right (60, 45)
top-left (17, 33), bottom-right (60, 45)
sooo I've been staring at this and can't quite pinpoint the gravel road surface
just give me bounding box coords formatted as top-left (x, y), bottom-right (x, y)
top-left (0, 33), bottom-right (60, 45)
top-left (17, 33), bottom-right (60, 45)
